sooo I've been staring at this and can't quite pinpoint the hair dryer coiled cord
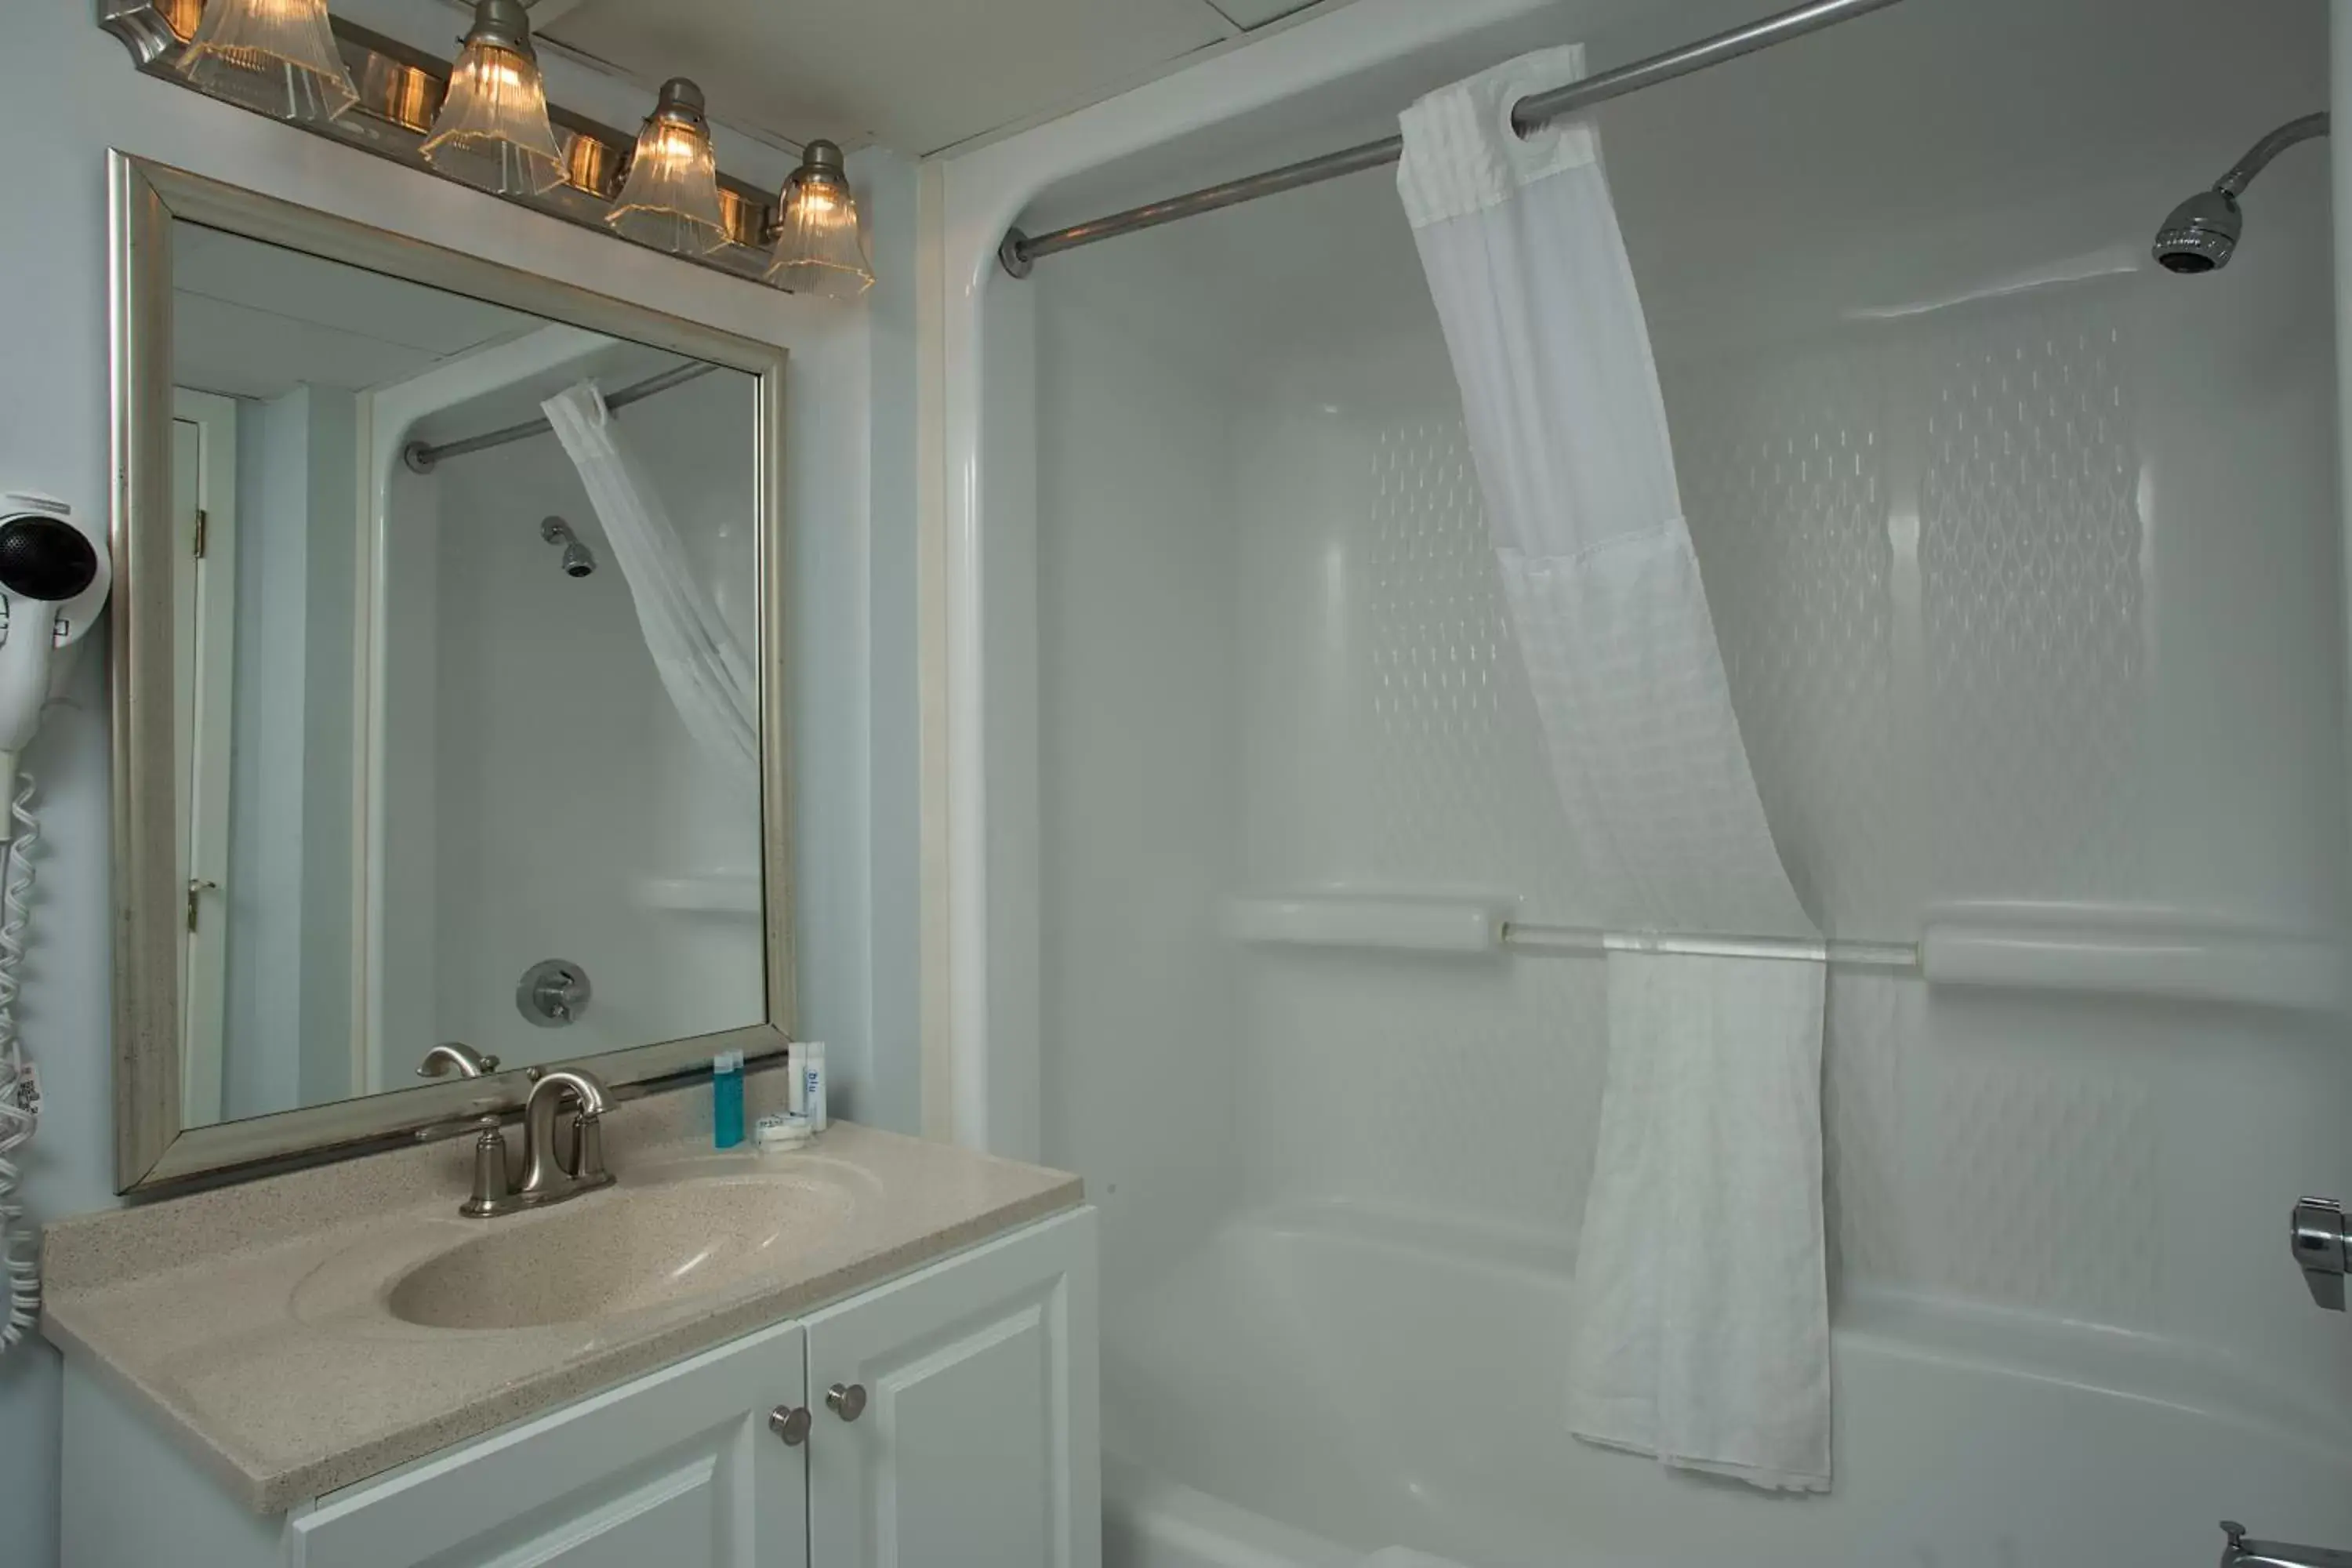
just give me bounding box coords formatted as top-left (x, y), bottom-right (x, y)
top-left (0, 772), bottom-right (41, 1352)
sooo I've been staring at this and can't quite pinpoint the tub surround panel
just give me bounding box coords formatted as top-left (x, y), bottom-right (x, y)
top-left (40, 1083), bottom-right (1080, 1513)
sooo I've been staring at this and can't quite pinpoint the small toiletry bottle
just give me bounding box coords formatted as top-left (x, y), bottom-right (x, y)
top-left (786, 1041), bottom-right (806, 1116)
top-left (713, 1048), bottom-right (745, 1148)
top-left (803, 1041), bottom-right (827, 1132)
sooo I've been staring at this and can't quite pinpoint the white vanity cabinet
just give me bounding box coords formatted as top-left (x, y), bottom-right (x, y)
top-left (803, 1203), bottom-right (1097, 1567)
top-left (289, 1319), bottom-right (811, 1568)
top-left (60, 1209), bottom-right (1098, 1568)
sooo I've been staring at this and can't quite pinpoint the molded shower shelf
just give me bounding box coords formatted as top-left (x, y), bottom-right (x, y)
top-left (637, 872), bottom-right (761, 916)
top-left (1221, 894), bottom-right (1504, 953)
top-left (1222, 893), bottom-right (2347, 1011)
top-left (1917, 904), bottom-right (2346, 1014)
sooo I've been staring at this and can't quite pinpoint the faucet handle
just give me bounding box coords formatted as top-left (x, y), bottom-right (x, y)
top-left (574, 1111), bottom-right (607, 1181)
top-left (459, 1125), bottom-right (514, 1218)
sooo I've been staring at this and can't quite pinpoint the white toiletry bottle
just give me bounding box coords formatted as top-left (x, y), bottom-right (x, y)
top-left (802, 1041), bottom-right (827, 1131)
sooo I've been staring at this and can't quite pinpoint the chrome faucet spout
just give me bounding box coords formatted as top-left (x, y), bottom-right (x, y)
top-left (521, 1069), bottom-right (612, 1192)
top-left (417, 1041), bottom-right (500, 1080)
top-left (458, 1068), bottom-right (615, 1218)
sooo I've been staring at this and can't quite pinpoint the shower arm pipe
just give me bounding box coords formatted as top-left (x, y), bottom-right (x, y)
top-left (401, 361), bottom-right (719, 474)
top-left (997, 0), bottom-right (1910, 277)
top-left (2214, 111), bottom-right (2330, 198)
top-left (1501, 920), bottom-right (1919, 970)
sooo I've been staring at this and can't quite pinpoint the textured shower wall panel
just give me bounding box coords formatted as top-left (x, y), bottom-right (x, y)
top-left (1912, 296), bottom-right (2149, 906)
top-left (1238, 954), bottom-right (1607, 1234)
top-left (1355, 419), bottom-right (1587, 918)
top-left (1820, 972), bottom-right (2161, 1330)
top-left (1218, 254), bottom-right (2341, 1353)
top-left (1229, 400), bottom-right (1610, 1230)
top-left (1666, 285), bottom-right (2152, 932)
top-left (1666, 345), bottom-right (1904, 935)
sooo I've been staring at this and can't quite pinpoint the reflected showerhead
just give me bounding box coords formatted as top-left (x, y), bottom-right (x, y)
top-left (2154, 111), bottom-right (2328, 277)
top-left (540, 515), bottom-right (596, 578)
top-left (2151, 188), bottom-right (2240, 274)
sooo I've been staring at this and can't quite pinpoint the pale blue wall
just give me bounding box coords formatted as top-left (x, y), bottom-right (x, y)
top-left (223, 385), bottom-right (358, 1120)
top-left (852, 148), bottom-right (924, 1137)
top-left (0, 7), bottom-right (920, 1561)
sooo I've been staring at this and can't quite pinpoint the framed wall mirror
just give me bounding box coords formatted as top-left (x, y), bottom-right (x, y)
top-left (108, 153), bottom-right (792, 1191)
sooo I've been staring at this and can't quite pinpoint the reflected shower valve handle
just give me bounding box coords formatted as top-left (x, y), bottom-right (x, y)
top-left (2290, 1196), bottom-right (2347, 1311)
top-left (517, 959), bottom-right (592, 1027)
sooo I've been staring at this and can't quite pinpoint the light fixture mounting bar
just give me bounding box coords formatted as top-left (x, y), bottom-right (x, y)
top-left (95, 0), bottom-right (795, 291)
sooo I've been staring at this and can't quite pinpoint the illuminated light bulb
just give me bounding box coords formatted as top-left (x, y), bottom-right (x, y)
top-left (607, 78), bottom-right (730, 255)
top-left (420, 0), bottom-right (564, 197)
top-left (173, 0), bottom-right (360, 123)
top-left (765, 140), bottom-right (873, 299)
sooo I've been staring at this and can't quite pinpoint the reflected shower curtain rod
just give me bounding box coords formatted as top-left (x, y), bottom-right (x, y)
top-left (998, 0), bottom-right (1910, 277)
top-left (401, 360), bottom-right (717, 474)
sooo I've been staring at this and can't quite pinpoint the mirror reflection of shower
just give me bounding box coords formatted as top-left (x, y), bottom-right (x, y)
top-left (540, 515), bottom-right (596, 578)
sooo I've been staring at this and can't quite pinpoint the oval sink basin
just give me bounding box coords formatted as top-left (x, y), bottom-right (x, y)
top-left (387, 1174), bottom-right (854, 1330)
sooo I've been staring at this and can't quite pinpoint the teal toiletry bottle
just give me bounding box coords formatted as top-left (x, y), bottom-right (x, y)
top-left (713, 1049), bottom-right (745, 1148)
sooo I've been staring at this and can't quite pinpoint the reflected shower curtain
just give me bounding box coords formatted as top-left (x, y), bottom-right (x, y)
top-left (1399, 48), bottom-right (1831, 1490)
top-left (543, 380), bottom-right (759, 792)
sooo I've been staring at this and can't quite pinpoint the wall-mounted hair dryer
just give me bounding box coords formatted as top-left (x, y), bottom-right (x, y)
top-left (0, 490), bottom-right (104, 1356)
top-left (0, 495), bottom-right (110, 835)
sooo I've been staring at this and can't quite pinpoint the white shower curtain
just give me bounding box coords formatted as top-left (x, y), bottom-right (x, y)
top-left (543, 380), bottom-right (759, 793)
top-left (1400, 48), bottom-right (1831, 1491)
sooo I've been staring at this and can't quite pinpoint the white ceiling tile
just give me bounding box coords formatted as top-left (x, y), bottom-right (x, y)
top-left (172, 292), bottom-right (450, 399)
top-left (170, 227), bottom-right (539, 401)
top-left (542, 0), bottom-right (1236, 154)
top-left (172, 226), bottom-right (534, 357)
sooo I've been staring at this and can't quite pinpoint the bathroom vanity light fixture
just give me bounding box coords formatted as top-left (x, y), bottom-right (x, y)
top-left (172, 0), bottom-right (359, 123)
top-left (97, 0), bottom-right (873, 297)
top-left (607, 78), bottom-right (730, 255)
top-left (420, 0), bottom-right (564, 196)
top-left (766, 140), bottom-right (873, 299)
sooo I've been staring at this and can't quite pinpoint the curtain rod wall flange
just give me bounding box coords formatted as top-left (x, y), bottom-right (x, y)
top-left (998, 0), bottom-right (1911, 278)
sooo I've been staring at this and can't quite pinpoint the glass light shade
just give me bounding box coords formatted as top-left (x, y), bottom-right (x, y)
top-left (420, 38), bottom-right (564, 197)
top-left (765, 142), bottom-right (873, 299)
top-left (174, 0), bottom-right (359, 124)
top-left (607, 80), bottom-right (730, 255)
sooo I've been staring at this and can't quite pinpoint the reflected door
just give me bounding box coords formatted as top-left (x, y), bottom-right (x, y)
top-left (171, 389), bottom-right (238, 1129)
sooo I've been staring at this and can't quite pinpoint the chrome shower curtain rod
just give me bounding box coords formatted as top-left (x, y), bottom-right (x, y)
top-left (998, 0), bottom-right (1910, 277)
top-left (401, 360), bottom-right (717, 474)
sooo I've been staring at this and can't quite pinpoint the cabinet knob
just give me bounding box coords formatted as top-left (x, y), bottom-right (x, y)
top-left (768, 1404), bottom-right (811, 1446)
top-left (826, 1381), bottom-right (868, 1421)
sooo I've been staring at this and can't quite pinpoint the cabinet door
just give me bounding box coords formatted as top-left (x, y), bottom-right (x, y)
top-left (804, 1208), bottom-right (1099, 1568)
top-left (291, 1319), bottom-right (811, 1568)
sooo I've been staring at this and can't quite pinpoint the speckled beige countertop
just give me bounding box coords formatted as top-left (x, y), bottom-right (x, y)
top-left (41, 1082), bottom-right (1081, 1514)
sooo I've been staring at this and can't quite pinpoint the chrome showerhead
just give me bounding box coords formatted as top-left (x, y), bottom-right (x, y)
top-left (2154, 111), bottom-right (2328, 277)
top-left (2151, 188), bottom-right (2241, 274)
top-left (540, 515), bottom-right (596, 578)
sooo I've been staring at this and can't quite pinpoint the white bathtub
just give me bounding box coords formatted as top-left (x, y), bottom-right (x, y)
top-left (1099, 1205), bottom-right (2352, 1568)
